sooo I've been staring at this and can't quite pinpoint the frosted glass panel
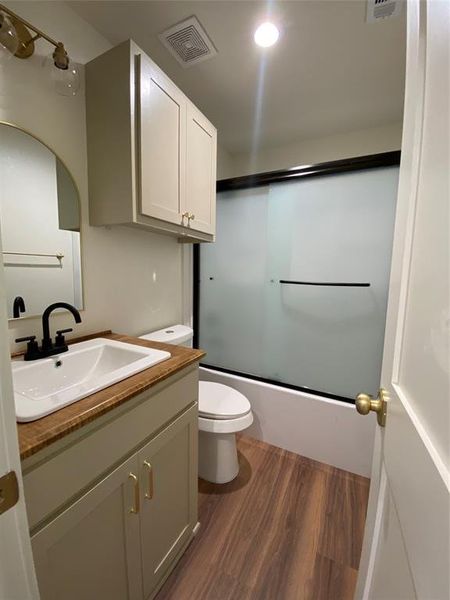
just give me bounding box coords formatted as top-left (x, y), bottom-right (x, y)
top-left (199, 166), bottom-right (399, 400)
top-left (199, 187), bottom-right (269, 376)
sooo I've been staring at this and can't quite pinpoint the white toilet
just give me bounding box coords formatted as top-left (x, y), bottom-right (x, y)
top-left (140, 325), bottom-right (253, 484)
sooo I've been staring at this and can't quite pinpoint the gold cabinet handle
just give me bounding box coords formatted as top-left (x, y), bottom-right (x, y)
top-left (128, 472), bottom-right (140, 514)
top-left (143, 460), bottom-right (154, 500)
top-left (181, 212), bottom-right (195, 224)
top-left (355, 388), bottom-right (388, 427)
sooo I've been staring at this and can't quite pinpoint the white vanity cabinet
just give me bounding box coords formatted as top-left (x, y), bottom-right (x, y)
top-left (31, 453), bottom-right (144, 600)
top-left (23, 367), bottom-right (199, 600)
top-left (86, 40), bottom-right (216, 242)
top-left (138, 408), bottom-right (197, 597)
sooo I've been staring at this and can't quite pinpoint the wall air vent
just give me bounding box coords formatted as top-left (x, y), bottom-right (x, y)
top-left (159, 16), bottom-right (217, 68)
top-left (366, 0), bottom-right (403, 22)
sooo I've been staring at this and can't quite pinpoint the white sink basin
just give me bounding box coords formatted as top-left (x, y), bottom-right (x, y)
top-left (12, 338), bottom-right (171, 422)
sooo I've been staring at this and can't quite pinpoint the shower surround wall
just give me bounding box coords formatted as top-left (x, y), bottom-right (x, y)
top-left (200, 367), bottom-right (375, 476)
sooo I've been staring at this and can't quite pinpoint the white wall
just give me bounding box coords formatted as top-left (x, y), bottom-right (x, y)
top-left (216, 143), bottom-right (234, 179)
top-left (222, 122), bottom-right (402, 178)
top-left (1, 1), bottom-right (184, 349)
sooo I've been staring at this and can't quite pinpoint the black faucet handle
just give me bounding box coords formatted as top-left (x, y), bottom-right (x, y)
top-left (15, 336), bottom-right (40, 361)
top-left (15, 335), bottom-right (36, 344)
top-left (55, 328), bottom-right (73, 347)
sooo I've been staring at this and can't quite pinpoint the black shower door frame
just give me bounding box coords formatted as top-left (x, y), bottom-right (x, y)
top-left (193, 150), bottom-right (401, 405)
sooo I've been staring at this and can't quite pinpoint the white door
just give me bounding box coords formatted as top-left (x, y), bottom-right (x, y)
top-left (355, 1), bottom-right (449, 599)
top-left (184, 103), bottom-right (217, 235)
top-left (0, 228), bottom-right (39, 599)
top-left (138, 54), bottom-right (186, 226)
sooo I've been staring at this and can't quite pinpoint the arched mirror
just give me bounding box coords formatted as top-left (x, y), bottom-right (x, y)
top-left (0, 123), bottom-right (83, 320)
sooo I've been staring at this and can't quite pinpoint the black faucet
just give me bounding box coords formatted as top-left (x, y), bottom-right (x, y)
top-left (16, 302), bottom-right (82, 361)
top-left (41, 302), bottom-right (82, 354)
top-left (13, 296), bottom-right (26, 319)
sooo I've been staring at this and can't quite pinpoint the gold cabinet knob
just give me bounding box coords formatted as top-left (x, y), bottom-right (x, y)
top-left (355, 389), bottom-right (388, 427)
top-left (181, 212), bottom-right (195, 224)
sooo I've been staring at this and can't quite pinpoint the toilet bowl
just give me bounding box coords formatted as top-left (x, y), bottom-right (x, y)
top-left (198, 381), bottom-right (253, 483)
top-left (139, 325), bottom-right (253, 484)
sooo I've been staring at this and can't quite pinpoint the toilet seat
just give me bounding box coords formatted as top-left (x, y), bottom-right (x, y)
top-left (198, 381), bottom-right (251, 420)
top-left (198, 412), bottom-right (254, 434)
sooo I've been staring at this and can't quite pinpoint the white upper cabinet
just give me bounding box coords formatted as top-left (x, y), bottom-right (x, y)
top-left (86, 40), bottom-right (216, 242)
top-left (184, 103), bottom-right (217, 235)
top-left (138, 54), bottom-right (186, 226)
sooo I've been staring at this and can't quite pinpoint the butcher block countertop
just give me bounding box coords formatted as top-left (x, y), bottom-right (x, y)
top-left (17, 332), bottom-right (205, 460)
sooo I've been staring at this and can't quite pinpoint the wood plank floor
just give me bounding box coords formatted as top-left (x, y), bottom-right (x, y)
top-left (157, 435), bottom-right (370, 600)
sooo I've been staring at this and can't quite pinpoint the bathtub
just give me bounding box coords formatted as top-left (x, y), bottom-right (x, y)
top-left (200, 367), bottom-right (375, 478)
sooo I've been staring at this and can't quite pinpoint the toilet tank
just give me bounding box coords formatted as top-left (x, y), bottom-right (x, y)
top-left (139, 324), bottom-right (194, 347)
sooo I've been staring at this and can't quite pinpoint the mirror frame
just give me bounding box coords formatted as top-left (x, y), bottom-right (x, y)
top-left (0, 121), bottom-right (84, 321)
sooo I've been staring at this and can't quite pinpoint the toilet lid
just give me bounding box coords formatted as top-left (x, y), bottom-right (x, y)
top-left (198, 382), bottom-right (251, 420)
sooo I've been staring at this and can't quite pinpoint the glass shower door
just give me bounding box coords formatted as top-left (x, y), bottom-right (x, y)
top-left (264, 167), bottom-right (398, 398)
top-left (199, 186), bottom-right (270, 377)
top-left (198, 165), bottom-right (399, 401)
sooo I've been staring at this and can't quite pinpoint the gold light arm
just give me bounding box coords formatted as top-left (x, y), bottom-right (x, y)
top-left (0, 3), bottom-right (60, 47)
top-left (0, 2), bottom-right (68, 67)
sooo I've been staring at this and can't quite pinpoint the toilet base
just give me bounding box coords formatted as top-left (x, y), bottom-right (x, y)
top-left (198, 430), bottom-right (239, 484)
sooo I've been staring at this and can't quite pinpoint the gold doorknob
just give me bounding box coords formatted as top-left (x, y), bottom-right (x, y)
top-left (355, 389), bottom-right (388, 427)
top-left (188, 213), bottom-right (195, 220)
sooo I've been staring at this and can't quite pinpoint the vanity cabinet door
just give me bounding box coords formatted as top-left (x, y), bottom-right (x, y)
top-left (184, 102), bottom-right (217, 235)
top-left (138, 53), bottom-right (186, 226)
top-left (138, 405), bottom-right (198, 598)
top-left (31, 454), bottom-right (143, 600)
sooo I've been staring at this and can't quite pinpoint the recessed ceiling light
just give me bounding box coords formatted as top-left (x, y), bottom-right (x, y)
top-left (254, 22), bottom-right (279, 48)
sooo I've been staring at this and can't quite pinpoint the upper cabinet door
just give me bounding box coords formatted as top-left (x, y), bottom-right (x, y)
top-left (137, 54), bottom-right (186, 225)
top-left (184, 103), bottom-right (217, 235)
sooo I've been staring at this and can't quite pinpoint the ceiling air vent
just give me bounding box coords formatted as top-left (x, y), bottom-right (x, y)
top-left (159, 16), bottom-right (217, 68)
top-left (366, 0), bottom-right (403, 22)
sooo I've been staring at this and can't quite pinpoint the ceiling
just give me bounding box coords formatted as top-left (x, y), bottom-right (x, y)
top-left (69, 1), bottom-right (406, 155)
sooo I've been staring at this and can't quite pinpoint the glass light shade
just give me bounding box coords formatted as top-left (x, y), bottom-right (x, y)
top-left (44, 53), bottom-right (80, 97)
top-left (0, 12), bottom-right (19, 63)
top-left (54, 63), bottom-right (80, 97)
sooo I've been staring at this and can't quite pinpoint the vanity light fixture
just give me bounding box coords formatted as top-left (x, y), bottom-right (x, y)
top-left (254, 22), bottom-right (280, 48)
top-left (0, 3), bottom-right (79, 96)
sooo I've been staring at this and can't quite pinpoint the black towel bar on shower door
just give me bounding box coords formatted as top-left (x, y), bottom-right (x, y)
top-left (279, 280), bottom-right (371, 287)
